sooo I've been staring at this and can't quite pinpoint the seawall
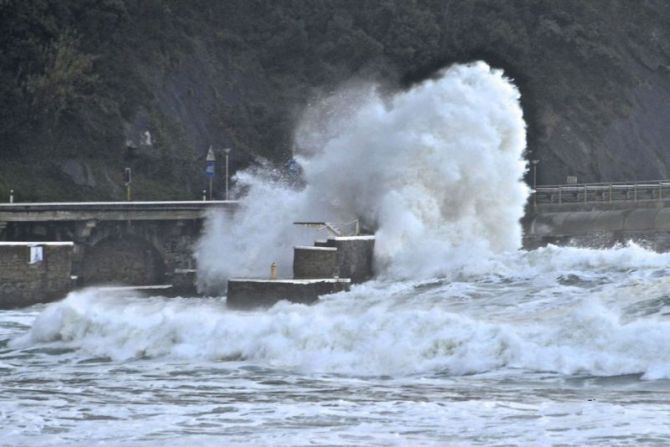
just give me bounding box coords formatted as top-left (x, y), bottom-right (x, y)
top-left (0, 242), bottom-right (74, 308)
top-left (524, 200), bottom-right (670, 250)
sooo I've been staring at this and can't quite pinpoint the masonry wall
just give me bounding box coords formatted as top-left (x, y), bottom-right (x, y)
top-left (293, 246), bottom-right (338, 279)
top-left (330, 236), bottom-right (375, 283)
top-left (524, 207), bottom-right (670, 250)
top-left (80, 236), bottom-right (165, 285)
top-left (0, 243), bottom-right (73, 308)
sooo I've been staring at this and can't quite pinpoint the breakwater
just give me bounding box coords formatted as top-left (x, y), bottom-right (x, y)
top-left (228, 235), bottom-right (374, 309)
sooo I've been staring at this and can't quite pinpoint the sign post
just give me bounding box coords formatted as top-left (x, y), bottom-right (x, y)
top-left (531, 160), bottom-right (539, 208)
top-left (224, 147), bottom-right (231, 200)
top-left (206, 146), bottom-right (216, 200)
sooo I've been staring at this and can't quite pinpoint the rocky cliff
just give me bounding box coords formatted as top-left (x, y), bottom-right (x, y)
top-left (2, 0), bottom-right (670, 200)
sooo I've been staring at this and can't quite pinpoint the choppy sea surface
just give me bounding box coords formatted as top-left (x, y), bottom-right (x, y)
top-left (3, 244), bottom-right (670, 446)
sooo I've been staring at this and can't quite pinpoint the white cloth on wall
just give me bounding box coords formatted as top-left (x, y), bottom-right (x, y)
top-left (30, 246), bottom-right (44, 264)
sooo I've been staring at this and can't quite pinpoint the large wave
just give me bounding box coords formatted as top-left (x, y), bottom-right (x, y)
top-left (12, 244), bottom-right (670, 379)
top-left (13, 63), bottom-right (670, 384)
top-left (195, 62), bottom-right (528, 288)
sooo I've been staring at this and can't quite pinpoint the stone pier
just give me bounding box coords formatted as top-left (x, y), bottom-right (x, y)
top-left (227, 235), bottom-right (375, 309)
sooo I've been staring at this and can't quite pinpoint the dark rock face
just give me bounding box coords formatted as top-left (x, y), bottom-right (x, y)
top-left (2, 1), bottom-right (670, 200)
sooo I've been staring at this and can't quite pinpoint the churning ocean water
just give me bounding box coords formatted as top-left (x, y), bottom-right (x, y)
top-left (4, 243), bottom-right (670, 446)
top-left (4, 62), bottom-right (668, 445)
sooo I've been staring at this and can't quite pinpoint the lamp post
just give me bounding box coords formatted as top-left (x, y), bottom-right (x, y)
top-left (531, 159), bottom-right (539, 207)
top-left (124, 168), bottom-right (132, 201)
top-left (206, 146), bottom-right (216, 200)
top-left (224, 147), bottom-right (231, 200)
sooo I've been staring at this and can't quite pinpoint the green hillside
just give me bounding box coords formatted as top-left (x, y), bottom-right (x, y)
top-left (2, 0), bottom-right (670, 201)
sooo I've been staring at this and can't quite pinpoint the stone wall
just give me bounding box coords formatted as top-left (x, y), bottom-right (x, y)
top-left (329, 236), bottom-right (375, 284)
top-left (2, 219), bottom-right (203, 287)
top-left (0, 242), bottom-right (73, 308)
top-left (80, 235), bottom-right (165, 285)
top-left (524, 207), bottom-right (670, 250)
top-left (293, 246), bottom-right (338, 279)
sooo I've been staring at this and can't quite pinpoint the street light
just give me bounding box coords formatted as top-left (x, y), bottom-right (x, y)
top-left (224, 147), bottom-right (231, 200)
top-left (206, 146), bottom-right (216, 200)
top-left (124, 168), bottom-right (132, 201)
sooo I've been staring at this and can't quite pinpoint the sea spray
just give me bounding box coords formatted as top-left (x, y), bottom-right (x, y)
top-left (195, 61), bottom-right (528, 288)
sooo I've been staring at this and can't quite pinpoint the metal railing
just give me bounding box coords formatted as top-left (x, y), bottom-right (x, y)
top-left (294, 219), bottom-right (360, 237)
top-left (533, 180), bottom-right (670, 206)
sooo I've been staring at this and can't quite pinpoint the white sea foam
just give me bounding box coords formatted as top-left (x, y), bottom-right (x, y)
top-left (7, 61), bottom-right (670, 446)
top-left (14, 62), bottom-right (670, 381)
top-left (22, 60), bottom-right (667, 380)
top-left (195, 62), bottom-right (528, 286)
top-left (12, 258), bottom-right (670, 379)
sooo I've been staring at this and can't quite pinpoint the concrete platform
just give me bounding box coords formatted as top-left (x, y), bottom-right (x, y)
top-left (171, 268), bottom-right (198, 296)
top-left (227, 278), bottom-right (351, 309)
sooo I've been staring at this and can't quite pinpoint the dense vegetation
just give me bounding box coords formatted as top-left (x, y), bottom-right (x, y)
top-left (2, 0), bottom-right (670, 200)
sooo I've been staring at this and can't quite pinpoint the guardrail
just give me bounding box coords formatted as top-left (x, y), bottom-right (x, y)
top-left (0, 200), bottom-right (239, 210)
top-left (533, 180), bottom-right (670, 206)
top-left (0, 200), bottom-right (240, 222)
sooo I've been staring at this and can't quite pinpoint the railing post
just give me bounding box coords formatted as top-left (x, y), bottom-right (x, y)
top-left (584, 185), bottom-right (587, 204)
top-left (559, 187), bottom-right (562, 204)
top-left (634, 184), bottom-right (637, 202)
top-left (609, 184), bottom-right (612, 203)
top-left (661, 182), bottom-right (664, 202)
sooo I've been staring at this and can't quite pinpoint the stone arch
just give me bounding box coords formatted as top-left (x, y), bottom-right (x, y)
top-left (81, 234), bottom-right (166, 286)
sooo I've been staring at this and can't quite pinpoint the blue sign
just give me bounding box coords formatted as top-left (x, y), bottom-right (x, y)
top-left (206, 161), bottom-right (215, 177)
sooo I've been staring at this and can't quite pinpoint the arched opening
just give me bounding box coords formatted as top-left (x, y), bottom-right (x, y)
top-left (81, 235), bottom-right (166, 286)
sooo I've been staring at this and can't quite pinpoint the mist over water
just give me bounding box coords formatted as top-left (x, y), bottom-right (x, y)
top-left (196, 62), bottom-right (528, 286)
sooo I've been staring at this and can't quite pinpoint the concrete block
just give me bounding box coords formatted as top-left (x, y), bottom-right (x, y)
top-left (171, 268), bottom-right (198, 296)
top-left (328, 236), bottom-right (375, 283)
top-left (293, 246), bottom-right (338, 279)
top-left (227, 278), bottom-right (351, 309)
